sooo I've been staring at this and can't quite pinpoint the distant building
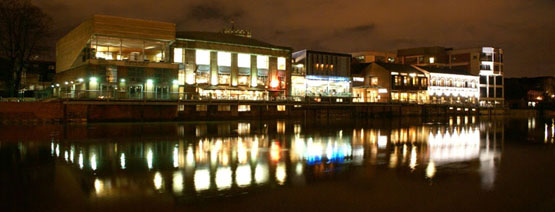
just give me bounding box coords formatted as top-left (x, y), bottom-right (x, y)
top-left (397, 46), bottom-right (504, 107)
top-left (351, 51), bottom-right (397, 63)
top-left (291, 50), bottom-right (351, 98)
top-left (505, 77), bottom-right (555, 108)
top-left (0, 58), bottom-right (55, 97)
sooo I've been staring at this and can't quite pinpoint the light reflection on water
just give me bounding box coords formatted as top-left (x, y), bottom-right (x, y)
top-left (2, 116), bottom-right (554, 204)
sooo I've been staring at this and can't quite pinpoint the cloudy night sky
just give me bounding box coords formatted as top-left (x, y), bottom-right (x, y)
top-left (33, 0), bottom-right (555, 77)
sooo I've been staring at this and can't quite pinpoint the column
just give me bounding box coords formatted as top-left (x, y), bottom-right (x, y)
top-left (231, 53), bottom-right (238, 86)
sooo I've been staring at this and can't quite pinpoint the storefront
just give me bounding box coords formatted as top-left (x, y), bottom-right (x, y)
top-left (304, 75), bottom-right (351, 97)
top-left (197, 86), bottom-right (268, 100)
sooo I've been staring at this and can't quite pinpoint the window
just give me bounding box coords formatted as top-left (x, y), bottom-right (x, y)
top-left (257, 55), bottom-right (269, 77)
top-left (480, 76), bottom-right (487, 84)
top-left (238, 105), bottom-right (251, 112)
top-left (218, 75), bottom-right (230, 84)
top-left (277, 105), bottom-right (286, 111)
top-left (496, 88), bottom-right (503, 98)
top-left (278, 57), bottom-right (286, 70)
top-left (421, 78), bottom-right (427, 87)
top-left (238, 76), bottom-right (249, 86)
top-left (178, 105), bottom-right (185, 111)
top-left (238, 53), bottom-right (251, 75)
top-left (218, 105), bottom-right (231, 111)
top-left (370, 77), bottom-right (378, 86)
top-left (173, 48), bottom-right (183, 63)
top-left (488, 88), bottom-right (494, 98)
top-left (196, 50), bottom-right (210, 65)
top-left (496, 76), bottom-right (503, 85)
top-left (480, 87), bottom-right (487, 98)
top-left (429, 57), bottom-right (435, 64)
top-left (218, 52), bottom-right (231, 74)
top-left (196, 105), bottom-right (208, 111)
top-left (394, 76), bottom-right (401, 86)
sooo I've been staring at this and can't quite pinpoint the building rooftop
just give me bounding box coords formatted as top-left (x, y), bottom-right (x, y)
top-left (418, 66), bottom-right (474, 76)
top-left (375, 62), bottom-right (423, 74)
top-left (351, 62), bottom-right (371, 75)
top-left (176, 31), bottom-right (291, 50)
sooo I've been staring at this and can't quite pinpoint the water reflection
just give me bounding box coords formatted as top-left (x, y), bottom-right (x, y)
top-left (6, 116), bottom-right (551, 204)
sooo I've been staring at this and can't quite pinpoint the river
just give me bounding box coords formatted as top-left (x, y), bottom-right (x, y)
top-left (1, 116), bottom-right (554, 211)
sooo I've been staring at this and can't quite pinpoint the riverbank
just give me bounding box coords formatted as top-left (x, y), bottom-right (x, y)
top-left (0, 100), bottom-right (518, 124)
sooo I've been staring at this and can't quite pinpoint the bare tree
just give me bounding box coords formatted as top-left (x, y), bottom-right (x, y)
top-left (0, 0), bottom-right (51, 97)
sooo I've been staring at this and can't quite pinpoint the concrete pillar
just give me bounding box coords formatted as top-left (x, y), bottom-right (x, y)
top-left (251, 55), bottom-right (257, 87)
top-left (269, 57), bottom-right (278, 88)
top-left (210, 51), bottom-right (218, 86)
top-left (231, 53), bottom-right (238, 86)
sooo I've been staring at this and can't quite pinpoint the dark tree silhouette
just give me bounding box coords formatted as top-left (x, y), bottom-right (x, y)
top-left (0, 0), bottom-right (52, 97)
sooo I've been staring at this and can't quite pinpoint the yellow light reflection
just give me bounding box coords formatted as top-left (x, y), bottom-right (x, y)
top-left (295, 163), bottom-right (303, 176)
top-left (186, 145), bottom-right (195, 168)
top-left (194, 169), bottom-right (211, 192)
top-left (173, 145), bottom-right (179, 168)
top-left (216, 167), bottom-right (232, 190)
top-left (426, 160), bottom-right (436, 179)
top-left (276, 162), bottom-right (286, 185)
top-left (270, 142), bottom-right (281, 162)
top-left (120, 153), bottom-right (126, 169)
top-left (147, 148), bottom-right (153, 169)
top-left (94, 178), bottom-right (103, 195)
top-left (173, 172), bottom-right (183, 194)
top-left (236, 164), bottom-right (252, 187)
top-left (409, 146), bottom-right (417, 171)
top-left (78, 151), bottom-right (83, 169)
top-left (90, 153), bottom-right (97, 171)
top-left (154, 172), bottom-right (163, 191)
top-left (255, 163), bottom-right (269, 184)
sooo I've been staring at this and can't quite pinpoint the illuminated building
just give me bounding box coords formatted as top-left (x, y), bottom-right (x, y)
top-left (414, 66), bottom-right (479, 105)
top-left (291, 50), bottom-right (351, 99)
top-left (351, 62), bottom-right (427, 103)
top-left (174, 31), bottom-right (291, 100)
top-left (53, 15), bottom-right (291, 100)
top-left (397, 46), bottom-right (505, 107)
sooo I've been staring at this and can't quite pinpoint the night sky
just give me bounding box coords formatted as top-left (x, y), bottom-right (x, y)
top-left (33, 0), bottom-right (555, 77)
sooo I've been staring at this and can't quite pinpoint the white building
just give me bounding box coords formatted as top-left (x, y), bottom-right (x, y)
top-left (414, 66), bottom-right (479, 105)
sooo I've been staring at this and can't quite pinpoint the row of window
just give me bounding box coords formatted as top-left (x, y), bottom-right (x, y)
top-left (430, 78), bottom-right (477, 88)
top-left (479, 76), bottom-right (503, 85)
top-left (480, 87), bottom-right (503, 98)
top-left (393, 76), bottom-right (428, 87)
top-left (174, 48), bottom-right (287, 71)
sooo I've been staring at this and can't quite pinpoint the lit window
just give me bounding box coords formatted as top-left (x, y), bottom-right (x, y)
top-left (238, 105), bottom-right (251, 112)
top-left (173, 48), bottom-right (183, 63)
top-left (238, 76), bottom-right (249, 85)
top-left (196, 50), bottom-right (210, 65)
top-left (257, 56), bottom-right (269, 69)
top-left (277, 105), bottom-right (286, 111)
top-left (196, 105), bottom-right (208, 111)
top-left (429, 57), bottom-right (435, 64)
top-left (218, 52), bottom-right (231, 66)
top-left (371, 77), bottom-right (378, 86)
top-left (218, 105), bottom-right (231, 111)
top-left (278, 57), bottom-right (286, 70)
top-left (178, 105), bottom-right (185, 111)
top-left (238, 54), bottom-right (250, 68)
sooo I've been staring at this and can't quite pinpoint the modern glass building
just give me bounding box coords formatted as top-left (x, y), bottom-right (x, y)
top-left (54, 15), bottom-right (291, 100)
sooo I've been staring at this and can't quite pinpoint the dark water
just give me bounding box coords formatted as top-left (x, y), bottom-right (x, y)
top-left (1, 116), bottom-right (554, 211)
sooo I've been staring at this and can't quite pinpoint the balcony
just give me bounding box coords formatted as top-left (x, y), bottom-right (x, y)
top-left (89, 58), bottom-right (179, 69)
